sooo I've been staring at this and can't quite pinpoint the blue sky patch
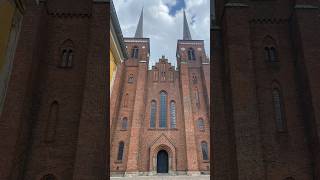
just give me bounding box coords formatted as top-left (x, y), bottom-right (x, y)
top-left (166, 0), bottom-right (186, 16)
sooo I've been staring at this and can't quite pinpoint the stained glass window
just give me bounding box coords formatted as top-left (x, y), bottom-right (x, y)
top-left (160, 91), bottom-right (167, 128)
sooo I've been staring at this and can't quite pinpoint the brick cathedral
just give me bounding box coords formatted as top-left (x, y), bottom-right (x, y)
top-left (109, 9), bottom-right (210, 176)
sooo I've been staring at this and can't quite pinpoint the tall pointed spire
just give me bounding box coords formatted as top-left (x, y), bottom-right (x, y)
top-left (183, 10), bottom-right (192, 40)
top-left (134, 8), bottom-right (144, 38)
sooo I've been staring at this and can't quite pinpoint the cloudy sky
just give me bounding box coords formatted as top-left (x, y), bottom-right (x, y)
top-left (113, 0), bottom-right (210, 69)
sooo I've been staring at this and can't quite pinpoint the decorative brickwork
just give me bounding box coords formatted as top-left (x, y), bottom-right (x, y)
top-left (212, 1), bottom-right (320, 180)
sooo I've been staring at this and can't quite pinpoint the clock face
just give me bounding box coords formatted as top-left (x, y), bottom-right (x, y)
top-left (197, 48), bottom-right (202, 51)
top-left (142, 46), bottom-right (145, 49)
top-left (181, 48), bottom-right (185, 51)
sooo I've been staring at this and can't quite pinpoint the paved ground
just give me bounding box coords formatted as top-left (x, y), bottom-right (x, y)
top-left (110, 175), bottom-right (210, 180)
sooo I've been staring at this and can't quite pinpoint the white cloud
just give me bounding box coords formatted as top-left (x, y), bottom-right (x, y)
top-left (113, 0), bottom-right (210, 69)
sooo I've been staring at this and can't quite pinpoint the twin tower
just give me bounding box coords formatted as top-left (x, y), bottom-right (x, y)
top-left (110, 8), bottom-right (211, 176)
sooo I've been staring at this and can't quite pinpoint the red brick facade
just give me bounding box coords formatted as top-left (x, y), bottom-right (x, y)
top-left (212, 1), bottom-right (320, 180)
top-left (110, 37), bottom-right (210, 176)
top-left (0, 0), bottom-right (109, 179)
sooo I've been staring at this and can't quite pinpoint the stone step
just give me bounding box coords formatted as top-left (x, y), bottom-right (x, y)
top-left (110, 175), bottom-right (210, 180)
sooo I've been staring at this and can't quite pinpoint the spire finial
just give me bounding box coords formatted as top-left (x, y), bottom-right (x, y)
top-left (134, 8), bottom-right (144, 38)
top-left (183, 10), bottom-right (192, 40)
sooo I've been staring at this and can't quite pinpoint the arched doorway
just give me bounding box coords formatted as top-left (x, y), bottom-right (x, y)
top-left (157, 150), bottom-right (169, 173)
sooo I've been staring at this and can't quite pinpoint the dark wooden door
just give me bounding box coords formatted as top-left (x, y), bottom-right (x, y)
top-left (157, 150), bottom-right (169, 173)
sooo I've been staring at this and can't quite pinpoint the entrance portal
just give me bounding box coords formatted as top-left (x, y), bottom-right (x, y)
top-left (156, 150), bottom-right (169, 173)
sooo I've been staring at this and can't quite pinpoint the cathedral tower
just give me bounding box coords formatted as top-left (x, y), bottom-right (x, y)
top-left (110, 8), bottom-right (150, 175)
top-left (176, 10), bottom-right (210, 175)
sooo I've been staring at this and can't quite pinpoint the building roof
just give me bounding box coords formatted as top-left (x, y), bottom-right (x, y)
top-left (110, 0), bottom-right (128, 59)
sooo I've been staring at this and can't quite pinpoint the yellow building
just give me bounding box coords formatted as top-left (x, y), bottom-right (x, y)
top-left (0, 0), bottom-right (24, 114)
top-left (110, 0), bottom-right (127, 94)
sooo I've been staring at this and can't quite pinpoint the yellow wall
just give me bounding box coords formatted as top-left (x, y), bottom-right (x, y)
top-left (110, 50), bottom-right (117, 82)
top-left (0, 1), bottom-right (15, 71)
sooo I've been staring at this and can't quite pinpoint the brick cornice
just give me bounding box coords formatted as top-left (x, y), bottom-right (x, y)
top-left (249, 18), bottom-right (289, 24)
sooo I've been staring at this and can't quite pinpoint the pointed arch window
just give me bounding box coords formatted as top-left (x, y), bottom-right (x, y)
top-left (41, 174), bottom-right (56, 180)
top-left (170, 101), bottom-right (176, 128)
top-left (117, 141), bottom-right (125, 161)
top-left (265, 46), bottom-right (278, 62)
top-left (60, 39), bottom-right (74, 68)
top-left (159, 91), bottom-right (167, 128)
top-left (198, 118), bottom-right (205, 131)
top-left (150, 100), bottom-right (156, 128)
top-left (45, 101), bottom-right (59, 142)
top-left (121, 117), bottom-right (128, 130)
top-left (61, 49), bottom-right (73, 67)
top-left (272, 88), bottom-right (286, 132)
top-left (131, 47), bottom-right (139, 59)
top-left (188, 48), bottom-right (196, 60)
top-left (128, 74), bottom-right (134, 83)
top-left (201, 141), bottom-right (209, 160)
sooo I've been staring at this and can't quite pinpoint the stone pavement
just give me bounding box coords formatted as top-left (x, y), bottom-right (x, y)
top-left (110, 175), bottom-right (210, 180)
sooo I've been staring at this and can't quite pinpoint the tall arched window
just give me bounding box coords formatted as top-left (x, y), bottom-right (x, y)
top-left (60, 39), bottom-right (74, 68)
top-left (265, 46), bottom-right (277, 62)
top-left (150, 100), bottom-right (156, 128)
top-left (117, 141), bottom-right (125, 161)
top-left (41, 174), bottom-right (56, 180)
top-left (272, 88), bottom-right (286, 131)
top-left (159, 91), bottom-right (167, 128)
top-left (121, 117), bottom-right (128, 130)
top-left (188, 48), bottom-right (195, 60)
top-left (270, 47), bottom-right (277, 62)
top-left (201, 141), bottom-right (209, 160)
top-left (198, 118), bottom-right (205, 131)
top-left (131, 47), bottom-right (139, 59)
top-left (170, 101), bottom-right (176, 128)
top-left (45, 101), bottom-right (59, 142)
